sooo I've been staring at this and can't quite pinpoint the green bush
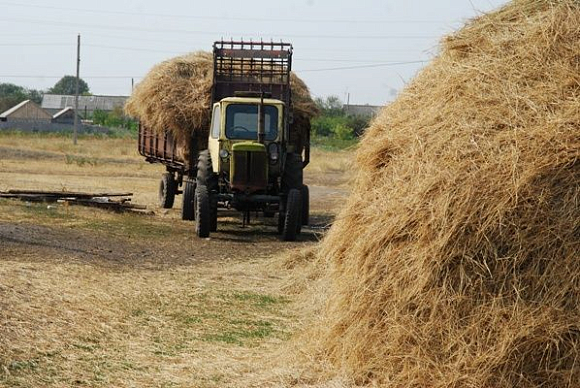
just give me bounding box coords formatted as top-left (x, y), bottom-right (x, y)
top-left (311, 95), bottom-right (371, 142)
top-left (92, 107), bottom-right (138, 132)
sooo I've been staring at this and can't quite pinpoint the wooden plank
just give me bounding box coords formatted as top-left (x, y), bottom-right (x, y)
top-left (3, 190), bottom-right (133, 198)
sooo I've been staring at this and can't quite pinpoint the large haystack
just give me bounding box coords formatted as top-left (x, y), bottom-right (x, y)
top-left (305, 1), bottom-right (580, 386)
top-left (125, 51), bottom-right (317, 151)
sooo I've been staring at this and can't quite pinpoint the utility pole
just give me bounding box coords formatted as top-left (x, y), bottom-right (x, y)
top-left (73, 34), bottom-right (81, 145)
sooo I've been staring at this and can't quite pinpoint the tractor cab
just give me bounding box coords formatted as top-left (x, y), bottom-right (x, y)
top-left (207, 96), bottom-right (285, 194)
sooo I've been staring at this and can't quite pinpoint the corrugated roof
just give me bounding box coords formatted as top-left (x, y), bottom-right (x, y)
top-left (42, 94), bottom-right (129, 111)
top-left (0, 100), bottom-right (31, 118)
top-left (52, 107), bottom-right (75, 119)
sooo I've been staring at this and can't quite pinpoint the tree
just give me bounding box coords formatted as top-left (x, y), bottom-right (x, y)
top-left (48, 75), bottom-right (90, 95)
top-left (0, 83), bottom-right (44, 113)
top-left (314, 95), bottom-right (344, 117)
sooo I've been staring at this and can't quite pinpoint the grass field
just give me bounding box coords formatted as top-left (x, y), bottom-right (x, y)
top-left (0, 132), bottom-right (352, 387)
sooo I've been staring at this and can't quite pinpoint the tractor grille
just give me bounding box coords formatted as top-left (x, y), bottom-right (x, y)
top-left (231, 150), bottom-right (268, 193)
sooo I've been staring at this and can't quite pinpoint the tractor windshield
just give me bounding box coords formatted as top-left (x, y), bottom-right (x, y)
top-left (225, 104), bottom-right (278, 141)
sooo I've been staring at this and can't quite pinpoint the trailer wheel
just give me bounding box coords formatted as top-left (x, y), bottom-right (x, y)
top-left (181, 178), bottom-right (196, 221)
top-left (159, 173), bottom-right (176, 209)
top-left (281, 188), bottom-right (302, 241)
top-left (195, 184), bottom-right (211, 238)
top-left (301, 184), bottom-right (309, 226)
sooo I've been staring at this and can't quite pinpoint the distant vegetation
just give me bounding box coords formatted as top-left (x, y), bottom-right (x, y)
top-left (0, 77), bottom-right (91, 114)
top-left (310, 95), bottom-right (371, 149)
top-left (48, 76), bottom-right (90, 96)
top-left (92, 107), bottom-right (138, 133)
top-left (0, 83), bottom-right (43, 113)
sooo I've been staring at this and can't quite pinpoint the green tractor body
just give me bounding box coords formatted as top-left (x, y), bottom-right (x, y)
top-left (191, 41), bottom-right (308, 240)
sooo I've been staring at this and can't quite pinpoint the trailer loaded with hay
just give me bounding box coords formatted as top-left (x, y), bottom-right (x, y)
top-left (127, 41), bottom-right (317, 240)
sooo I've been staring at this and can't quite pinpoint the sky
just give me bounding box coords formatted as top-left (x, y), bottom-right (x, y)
top-left (0, 0), bottom-right (509, 105)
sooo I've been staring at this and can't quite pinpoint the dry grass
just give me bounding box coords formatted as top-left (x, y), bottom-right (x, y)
top-left (0, 131), bottom-right (352, 387)
top-left (0, 251), bottom-right (296, 387)
top-left (0, 131), bottom-right (138, 159)
top-left (307, 148), bottom-right (354, 187)
top-left (293, 1), bottom-right (580, 387)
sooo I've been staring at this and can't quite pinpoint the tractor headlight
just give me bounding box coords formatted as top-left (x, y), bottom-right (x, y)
top-left (268, 143), bottom-right (279, 163)
top-left (219, 149), bottom-right (230, 159)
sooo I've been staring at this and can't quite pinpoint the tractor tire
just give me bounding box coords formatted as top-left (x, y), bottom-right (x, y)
top-left (277, 207), bottom-right (285, 235)
top-left (210, 196), bottom-right (218, 232)
top-left (197, 150), bottom-right (218, 231)
top-left (197, 150), bottom-right (218, 189)
top-left (281, 188), bottom-right (302, 241)
top-left (301, 184), bottom-right (309, 226)
top-left (195, 184), bottom-right (210, 238)
top-left (181, 178), bottom-right (196, 221)
top-left (159, 173), bottom-right (176, 209)
top-left (282, 153), bottom-right (303, 193)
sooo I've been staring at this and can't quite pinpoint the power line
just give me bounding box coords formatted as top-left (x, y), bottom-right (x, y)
top-left (299, 60), bottom-right (428, 72)
top-left (0, 17), bottom-right (440, 40)
top-left (0, 60), bottom-right (429, 80)
top-left (81, 33), bottom-right (435, 53)
top-left (0, 43), bottom-right (70, 47)
top-left (87, 42), bottom-right (430, 62)
top-left (0, 75), bottom-right (139, 79)
top-left (0, 41), bottom-right (430, 63)
top-left (85, 44), bottom-right (183, 55)
top-left (0, 1), bottom-right (454, 25)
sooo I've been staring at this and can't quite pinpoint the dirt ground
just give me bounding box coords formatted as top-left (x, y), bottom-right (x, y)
top-left (0, 133), bottom-right (352, 387)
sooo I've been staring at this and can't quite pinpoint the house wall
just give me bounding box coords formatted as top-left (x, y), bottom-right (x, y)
top-left (7, 103), bottom-right (52, 121)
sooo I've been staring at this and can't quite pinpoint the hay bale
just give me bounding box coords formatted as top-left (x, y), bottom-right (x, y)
top-left (125, 51), bottom-right (317, 152)
top-left (305, 1), bottom-right (580, 386)
top-left (125, 52), bottom-right (213, 145)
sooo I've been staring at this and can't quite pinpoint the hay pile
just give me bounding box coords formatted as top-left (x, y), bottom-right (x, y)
top-left (125, 52), bottom-right (214, 145)
top-left (305, 1), bottom-right (580, 386)
top-left (125, 51), bottom-right (317, 151)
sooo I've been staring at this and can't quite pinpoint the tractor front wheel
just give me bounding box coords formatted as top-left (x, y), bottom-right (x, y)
top-left (281, 188), bottom-right (302, 241)
top-left (301, 184), bottom-right (309, 226)
top-left (181, 178), bottom-right (196, 221)
top-left (195, 184), bottom-right (211, 238)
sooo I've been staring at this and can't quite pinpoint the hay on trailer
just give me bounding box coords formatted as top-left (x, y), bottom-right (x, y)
top-left (125, 51), bottom-right (317, 153)
top-left (299, 1), bottom-right (580, 387)
top-left (125, 52), bottom-right (213, 145)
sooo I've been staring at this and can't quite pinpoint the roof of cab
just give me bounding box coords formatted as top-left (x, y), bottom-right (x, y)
top-left (217, 97), bottom-right (285, 105)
